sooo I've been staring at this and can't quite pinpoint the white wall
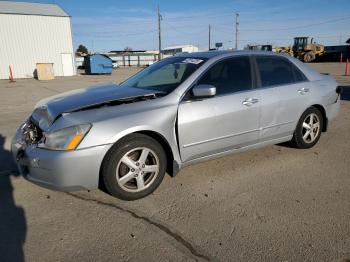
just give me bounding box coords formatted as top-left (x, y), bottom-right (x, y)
top-left (182, 46), bottom-right (199, 53)
top-left (0, 14), bottom-right (75, 79)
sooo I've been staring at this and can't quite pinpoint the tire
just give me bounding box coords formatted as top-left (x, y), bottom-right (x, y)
top-left (290, 107), bottom-right (323, 149)
top-left (303, 52), bottom-right (315, 63)
top-left (101, 134), bottom-right (167, 200)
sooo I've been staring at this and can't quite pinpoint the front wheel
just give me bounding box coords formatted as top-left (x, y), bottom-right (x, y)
top-left (290, 107), bottom-right (323, 149)
top-left (303, 52), bottom-right (315, 63)
top-left (101, 134), bottom-right (167, 200)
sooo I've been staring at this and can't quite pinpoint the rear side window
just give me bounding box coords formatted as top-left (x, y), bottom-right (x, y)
top-left (198, 56), bottom-right (252, 95)
top-left (293, 65), bottom-right (307, 82)
top-left (256, 56), bottom-right (306, 87)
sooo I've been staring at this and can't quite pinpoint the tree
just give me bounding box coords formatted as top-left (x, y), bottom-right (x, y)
top-left (124, 46), bottom-right (133, 52)
top-left (76, 44), bottom-right (88, 54)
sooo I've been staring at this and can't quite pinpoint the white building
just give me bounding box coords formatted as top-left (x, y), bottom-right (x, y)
top-left (162, 45), bottom-right (199, 58)
top-left (0, 1), bottom-right (75, 79)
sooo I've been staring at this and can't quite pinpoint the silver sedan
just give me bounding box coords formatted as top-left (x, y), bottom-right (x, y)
top-left (12, 51), bottom-right (340, 200)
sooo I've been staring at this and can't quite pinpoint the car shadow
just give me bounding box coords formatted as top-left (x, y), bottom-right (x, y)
top-left (340, 85), bottom-right (350, 101)
top-left (0, 134), bottom-right (27, 262)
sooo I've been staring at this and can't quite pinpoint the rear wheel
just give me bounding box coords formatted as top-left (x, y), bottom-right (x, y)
top-left (291, 107), bottom-right (323, 149)
top-left (101, 134), bottom-right (167, 200)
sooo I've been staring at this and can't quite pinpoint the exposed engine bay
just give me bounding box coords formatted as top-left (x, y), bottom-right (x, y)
top-left (21, 119), bottom-right (43, 145)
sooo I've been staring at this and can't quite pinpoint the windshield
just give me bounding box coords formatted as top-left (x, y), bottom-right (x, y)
top-left (294, 38), bottom-right (308, 47)
top-left (120, 56), bottom-right (207, 94)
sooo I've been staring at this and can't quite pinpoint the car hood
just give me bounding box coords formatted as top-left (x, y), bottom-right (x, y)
top-left (32, 84), bottom-right (163, 130)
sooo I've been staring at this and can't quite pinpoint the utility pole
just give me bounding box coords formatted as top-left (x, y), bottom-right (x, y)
top-left (235, 13), bottom-right (239, 50)
top-left (208, 24), bottom-right (211, 50)
top-left (157, 5), bottom-right (162, 61)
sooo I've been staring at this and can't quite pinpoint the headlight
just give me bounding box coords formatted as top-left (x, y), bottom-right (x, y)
top-left (40, 124), bottom-right (91, 151)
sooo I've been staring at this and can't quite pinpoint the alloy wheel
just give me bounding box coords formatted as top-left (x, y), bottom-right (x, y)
top-left (116, 147), bottom-right (159, 193)
top-left (302, 113), bottom-right (320, 143)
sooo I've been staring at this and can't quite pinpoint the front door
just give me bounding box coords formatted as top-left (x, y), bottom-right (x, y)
top-left (177, 56), bottom-right (260, 162)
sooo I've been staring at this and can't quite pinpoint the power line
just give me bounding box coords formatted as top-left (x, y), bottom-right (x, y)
top-left (74, 30), bottom-right (156, 38)
top-left (162, 12), bottom-right (234, 21)
top-left (162, 21), bottom-right (207, 36)
top-left (240, 16), bottom-right (350, 31)
top-left (74, 14), bottom-right (350, 39)
top-left (219, 33), bottom-right (350, 43)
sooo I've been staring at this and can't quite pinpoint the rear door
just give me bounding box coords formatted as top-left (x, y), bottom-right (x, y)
top-left (177, 56), bottom-right (260, 162)
top-left (255, 55), bottom-right (311, 141)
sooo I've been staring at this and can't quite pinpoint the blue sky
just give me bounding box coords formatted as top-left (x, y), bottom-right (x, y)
top-left (19, 0), bottom-right (350, 52)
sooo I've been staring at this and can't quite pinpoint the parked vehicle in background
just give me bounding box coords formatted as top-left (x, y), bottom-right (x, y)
top-left (112, 61), bottom-right (119, 69)
top-left (292, 37), bottom-right (325, 62)
top-left (246, 44), bottom-right (272, 51)
top-left (84, 54), bottom-right (113, 75)
top-left (162, 45), bottom-right (199, 58)
top-left (275, 46), bottom-right (293, 56)
top-left (275, 37), bottom-right (329, 62)
top-left (12, 51), bottom-right (340, 200)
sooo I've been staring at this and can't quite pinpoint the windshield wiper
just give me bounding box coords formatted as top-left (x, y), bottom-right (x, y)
top-left (68, 92), bottom-right (166, 113)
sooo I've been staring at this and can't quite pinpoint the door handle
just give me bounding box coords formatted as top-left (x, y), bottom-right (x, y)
top-left (242, 98), bottom-right (259, 106)
top-left (297, 88), bottom-right (309, 94)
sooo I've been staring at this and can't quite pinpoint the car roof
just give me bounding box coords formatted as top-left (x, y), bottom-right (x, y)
top-left (177, 50), bottom-right (323, 82)
top-left (178, 50), bottom-right (288, 59)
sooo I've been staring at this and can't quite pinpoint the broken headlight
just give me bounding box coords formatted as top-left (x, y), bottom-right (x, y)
top-left (39, 124), bottom-right (91, 151)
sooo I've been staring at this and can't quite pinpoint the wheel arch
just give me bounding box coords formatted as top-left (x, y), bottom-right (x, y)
top-left (311, 104), bottom-right (328, 132)
top-left (98, 130), bottom-right (178, 190)
top-left (134, 130), bottom-right (177, 177)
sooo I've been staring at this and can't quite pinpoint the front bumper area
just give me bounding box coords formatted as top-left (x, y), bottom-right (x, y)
top-left (12, 142), bottom-right (112, 191)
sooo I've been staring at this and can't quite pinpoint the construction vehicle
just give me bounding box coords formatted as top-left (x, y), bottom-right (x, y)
top-left (292, 37), bottom-right (325, 62)
top-left (246, 44), bottom-right (272, 51)
top-left (274, 46), bottom-right (293, 56)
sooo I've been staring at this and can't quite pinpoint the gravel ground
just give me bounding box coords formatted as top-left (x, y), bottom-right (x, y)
top-left (0, 64), bottom-right (349, 262)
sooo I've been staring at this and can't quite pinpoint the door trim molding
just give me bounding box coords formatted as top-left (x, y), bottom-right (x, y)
top-left (260, 120), bottom-right (295, 130)
top-left (183, 128), bottom-right (260, 148)
top-left (182, 135), bottom-right (293, 167)
top-left (183, 120), bottom-right (295, 149)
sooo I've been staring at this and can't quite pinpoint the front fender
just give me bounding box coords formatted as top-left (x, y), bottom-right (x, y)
top-left (73, 104), bottom-right (182, 166)
top-left (107, 125), bottom-right (182, 166)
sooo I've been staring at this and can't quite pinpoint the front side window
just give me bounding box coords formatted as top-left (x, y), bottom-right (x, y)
top-left (256, 56), bottom-right (305, 87)
top-left (197, 56), bottom-right (252, 95)
top-left (121, 57), bottom-right (207, 94)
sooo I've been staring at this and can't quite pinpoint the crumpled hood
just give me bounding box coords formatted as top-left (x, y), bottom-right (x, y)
top-left (32, 83), bottom-right (161, 130)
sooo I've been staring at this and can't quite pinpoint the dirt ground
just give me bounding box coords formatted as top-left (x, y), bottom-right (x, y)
top-left (0, 63), bottom-right (349, 262)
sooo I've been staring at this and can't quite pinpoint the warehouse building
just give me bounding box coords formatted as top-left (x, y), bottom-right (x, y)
top-left (0, 1), bottom-right (75, 79)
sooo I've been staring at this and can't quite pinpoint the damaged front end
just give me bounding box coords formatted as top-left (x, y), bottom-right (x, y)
top-left (13, 90), bottom-right (164, 157)
top-left (13, 118), bottom-right (44, 161)
top-left (21, 119), bottom-right (43, 145)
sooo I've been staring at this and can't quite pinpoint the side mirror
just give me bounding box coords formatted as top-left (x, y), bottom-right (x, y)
top-left (192, 84), bottom-right (216, 98)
